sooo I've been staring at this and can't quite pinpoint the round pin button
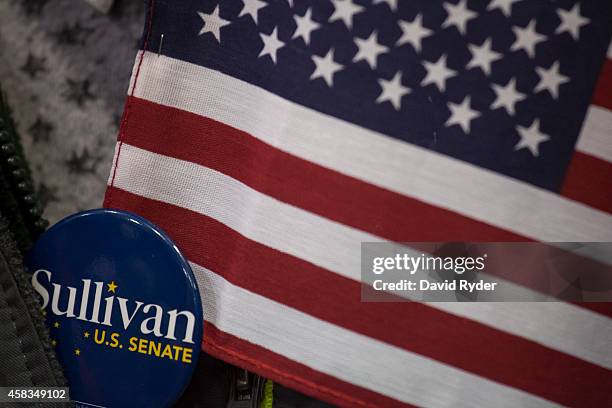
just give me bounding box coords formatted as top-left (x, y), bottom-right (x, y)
top-left (25, 209), bottom-right (202, 408)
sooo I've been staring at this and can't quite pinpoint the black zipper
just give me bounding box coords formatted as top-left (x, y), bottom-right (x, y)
top-left (0, 87), bottom-right (48, 253)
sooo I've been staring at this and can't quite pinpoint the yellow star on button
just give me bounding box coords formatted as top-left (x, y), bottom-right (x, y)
top-left (51, 339), bottom-right (57, 347)
top-left (75, 349), bottom-right (81, 356)
top-left (84, 331), bottom-right (90, 339)
top-left (53, 322), bottom-right (60, 328)
top-left (107, 281), bottom-right (118, 293)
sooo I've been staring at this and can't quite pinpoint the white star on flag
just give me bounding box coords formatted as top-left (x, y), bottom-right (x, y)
top-left (511, 20), bottom-right (546, 58)
top-left (445, 96), bottom-right (480, 134)
top-left (310, 49), bottom-right (343, 87)
top-left (491, 78), bottom-right (525, 116)
top-left (259, 27), bottom-right (285, 64)
top-left (396, 14), bottom-right (432, 53)
top-left (353, 31), bottom-right (389, 70)
top-left (467, 38), bottom-right (501, 76)
top-left (556, 4), bottom-right (589, 41)
top-left (534, 61), bottom-right (569, 99)
top-left (376, 72), bottom-right (410, 110)
top-left (293, 8), bottom-right (320, 45)
top-left (239, 0), bottom-right (267, 25)
top-left (515, 119), bottom-right (550, 156)
top-left (442, 0), bottom-right (477, 35)
top-left (329, 0), bottom-right (365, 29)
top-left (197, 6), bottom-right (230, 43)
top-left (487, 0), bottom-right (520, 17)
top-left (421, 55), bottom-right (457, 92)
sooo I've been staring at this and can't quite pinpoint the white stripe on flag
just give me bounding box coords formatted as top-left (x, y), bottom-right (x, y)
top-left (112, 143), bottom-right (612, 369)
top-left (192, 262), bottom-right (558, 408)
top-left (130, 52), bottom-right (612, 242)
top-left (576, 105), bottom-right (612, 163)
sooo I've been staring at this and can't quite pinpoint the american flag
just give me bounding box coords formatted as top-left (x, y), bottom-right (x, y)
top-left (104, 0), bottom-right (612, 406)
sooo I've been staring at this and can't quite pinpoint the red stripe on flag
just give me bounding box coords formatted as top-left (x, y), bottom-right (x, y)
top-left (106, 186), bottom-right (612, 407)
top-left (592, 59), bottom-right (612, 111)
top-left (120, 96), bottom-right (525, 242)
top-left (204, 324), bottom-right (411, 408)
top-left (561, 151), bottom-right (612, 214)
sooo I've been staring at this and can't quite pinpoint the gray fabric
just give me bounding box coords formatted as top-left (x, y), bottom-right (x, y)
top-left (0, 0), bottom-right (145, 224)
top-left (0, 213), bottom-right (66, 390)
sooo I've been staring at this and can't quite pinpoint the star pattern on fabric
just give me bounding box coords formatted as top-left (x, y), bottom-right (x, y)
top-left (534, 61), bottom-right (569, 99)
top-left (65, 148), bottom-right (101, 175)
top-left (510, 20), bottom-right (546, 58)
top-left (37, 182), bottom-right (59, 207)
top-left (442, 0), bottom-right (477, 35)
top-left (198, 6), bottom-right (230, 43)
top-left (310, 49), bottom-right (343, 87)
top-left (63, 78), bottom-right (95, 106)
top-left (293, 8), bottom-right (320, 45)
top-left (466, 38), bottom-right (501, 76)
top-left (239, 0), bottom-right (267, 24)
top-left (259, 27), bottom-right (285, 64)
top-left (376, 72), bottom-right (410, 110)
top-left (421, 55), bottom-right (457, 92)
top-left (21, 53), bottom-right (47, 79)
top-left (329, 0), bottom-right (365, 29)
top-left (515, 119), bottom-right (550, 156)
top-left (22, 0), bottom-right (48, 15)
top-left (491, 78), bottom-right (526, 116)
top-left (556, 4), bottom-right (589, 41)
top-left (445, 96), bottom-right (480, 134)
top-left (487, 0), bottom-right (520, 17)
top-left (28, 117), bottom-right (53, 143)
top-left (54, 22), bottom-right (94, 46)
top-left (396, 14), bottom-right (432, 53)
top-left (353, 31), bottom-right (388, 69)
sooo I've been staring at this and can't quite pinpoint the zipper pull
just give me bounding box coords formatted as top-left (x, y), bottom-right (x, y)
top-left (227, 368), bottom-right (264, 408)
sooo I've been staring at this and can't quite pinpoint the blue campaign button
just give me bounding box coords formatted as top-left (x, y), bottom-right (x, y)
top-left (25, 209), bottom-right (203, 408)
